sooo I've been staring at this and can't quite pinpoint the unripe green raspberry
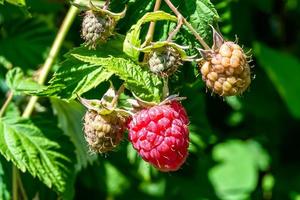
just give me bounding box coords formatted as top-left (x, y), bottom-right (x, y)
top-left (81, 10), bottom-right (115, 49)
top-left (83, 110), bottom-right (126, 153)
top-left (148, 46), bottom-right (182, 77)
top-left (200, 41), bottom-right (251, 96)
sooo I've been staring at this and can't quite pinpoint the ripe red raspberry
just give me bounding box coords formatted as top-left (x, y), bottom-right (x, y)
top-left (128, 101), bottom-right (189, 172)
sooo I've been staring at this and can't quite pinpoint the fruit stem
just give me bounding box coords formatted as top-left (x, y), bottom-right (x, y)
top-left (163, 0), bottom-right (210, 50)
top-left (167, 16), bottom-right (183, 41)
top-left (162, 77), bottom-right (170, 99)
top-left (111, 84), bottom-right (125, 107)
top-left (11, 5), bottom-right (79, 200)
top-left (0, 91), bottom-right (13, 118)
top-left (142, 0), bottom-right (162, 47)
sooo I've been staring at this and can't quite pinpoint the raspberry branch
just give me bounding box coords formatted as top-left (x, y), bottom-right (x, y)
top-left (142, 0), bottom-right (162, 47)
top-left (163, 0), bottom-right (210, 50)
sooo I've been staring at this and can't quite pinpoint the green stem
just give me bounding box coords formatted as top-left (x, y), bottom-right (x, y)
top-left (22, 5), bottom-right (79, 118)
top-left (11, 5), bottom-right (79, 200)
top-left (12, 166), bottom-right (18, 200)
top-left (163, 0), bottom-right (210, 50)
top-left (142, 0), bottom-right (162, 47)
top-left (0, 91), bottom-right (13, 118)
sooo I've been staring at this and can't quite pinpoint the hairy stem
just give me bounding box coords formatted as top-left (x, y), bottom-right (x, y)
top-left (0, 91), bottom-right (13, 118)
top-left (163, 0), bottom-right (210, 50)
top-left (142, 0), bottom-right (162, 47)
top-left (22, 6), bottom-right (79, 118)
top-left (11, 5), bottom-right (79, 200)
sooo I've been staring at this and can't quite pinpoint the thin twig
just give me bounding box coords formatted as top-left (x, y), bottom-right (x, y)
top-left (17, 171), bottom-right (28, 200)
top-left (163, 0), bottom-right (210, 50)
top-left (167, 16), bottom-right (183, 41)
top-left (0, 91), bottom-right (13, 118)
top-left (12, 166), bottom-right (18, 200)
top-left (142, 0), bottom-right (162, 47)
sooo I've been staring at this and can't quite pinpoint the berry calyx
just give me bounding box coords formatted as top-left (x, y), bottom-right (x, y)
top-left (199, 27), bottom-right (252, 96)
top-left (128, 100), bottom-right (189, 172)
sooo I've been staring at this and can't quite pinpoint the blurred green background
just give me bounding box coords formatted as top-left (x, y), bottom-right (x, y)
top-left (1, 0), bottom-right (300, 199)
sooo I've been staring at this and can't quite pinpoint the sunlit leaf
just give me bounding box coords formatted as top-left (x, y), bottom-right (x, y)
top-left (5, 0), bottom-right (26, 7)
top-left (123, 11), bottom-right (177, 60)
top-left (0, 116), bottom-right (76, 197)
top-left (72, 54), bottom-right (163, 102)
top-left (33, 36), bottom-right (126, 100)
top-left (6, 67), bottom-right (43, 94)
top-left (209, 140), bottom-right (269, 200)
top-left (254, 42), bottom-right (300, 118)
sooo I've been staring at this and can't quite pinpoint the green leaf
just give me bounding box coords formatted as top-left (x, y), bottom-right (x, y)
top-left (104, 162), bottom-right (130, 196)
top-left (6, 67), bottom-right (43, 94)
top-left (0, 18), bottom-right (53, 69)
top-left (0, 56), bottom-right (13, 69)
top-left (186, 0), bottom-right (219, 42)
top-left (124, 11), bottom-right (177, 60)
top-left (0, 160), bottom-right (10, 200)
top-left (3, 103), bottom-right (20, 118)
top-left (51, 98), bottom-right (96, 171)
top-left (139, 179), bottom-right (166, 197)
top-left (5, 0), bottom-right (26, 6)
top-left (254, 42), bottom-right (300, 118)
top-left (72, 54), bottom-right (163, 102)
top-left (209, 140), bottom-right (269, 200)
top-left (33, 36), bottom-right (126, 100)
top-left (0, 116), bottom-right (76, 196)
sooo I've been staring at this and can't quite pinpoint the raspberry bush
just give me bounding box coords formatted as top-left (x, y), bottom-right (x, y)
top-left (1, 0), bottom-right (300, 199)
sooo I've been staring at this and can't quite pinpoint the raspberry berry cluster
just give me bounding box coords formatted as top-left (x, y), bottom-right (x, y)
top-left (75, 0), bottom-right (253, 172)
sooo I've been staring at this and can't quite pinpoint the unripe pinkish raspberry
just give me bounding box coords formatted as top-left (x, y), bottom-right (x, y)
top-left (199, 27), bottom-right (252, 96)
